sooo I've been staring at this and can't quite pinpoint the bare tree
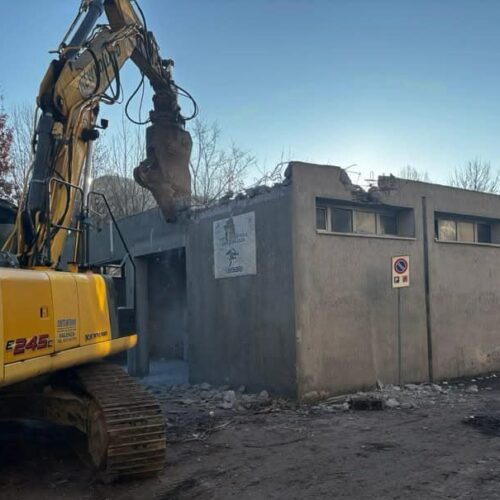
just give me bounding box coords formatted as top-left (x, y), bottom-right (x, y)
top-left (190, 119), bottom-right (257, 206)
top-left (399, 165), bottom-right (430, 182)
top-left (9, 103), bottom-right (36, 202)
top-left (449, 159), bottom-right (500, 193)
top-left (94, 115), bottom-right (284, 217)
top-left (91, 114), bottom-right (156, 219)
top-left (0, 97), bottom-right (14, 201)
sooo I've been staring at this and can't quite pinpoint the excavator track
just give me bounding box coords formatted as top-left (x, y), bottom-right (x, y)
top-left (75, 362), bottom-right (166, 480)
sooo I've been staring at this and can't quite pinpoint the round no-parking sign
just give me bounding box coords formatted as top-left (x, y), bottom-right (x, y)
top-left (391, 255), bottom-right (410, 288)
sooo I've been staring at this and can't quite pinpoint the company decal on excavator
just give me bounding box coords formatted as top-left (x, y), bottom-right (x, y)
top-left (6, 335), bottom-right (52, 356)
top-left (56, 318), bottom-right (77, 343)
top-left (85, 331), bottom-right (108, 342)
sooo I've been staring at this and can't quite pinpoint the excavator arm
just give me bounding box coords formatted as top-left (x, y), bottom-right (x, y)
top-left (8, 0), bottom-right (193, 269)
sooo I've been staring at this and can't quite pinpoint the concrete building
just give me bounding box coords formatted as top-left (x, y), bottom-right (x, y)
top-left (90, 162), bottom-right (500, 398)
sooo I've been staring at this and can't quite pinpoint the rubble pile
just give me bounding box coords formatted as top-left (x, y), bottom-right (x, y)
top-left (149, 382), bottom-right (282, 412)
top-left (143, 374), bottom-right (499, 442)
top-left (308, 373), bottom-right (498, 413)
top-left (146, 382), bottom-right (290, 443)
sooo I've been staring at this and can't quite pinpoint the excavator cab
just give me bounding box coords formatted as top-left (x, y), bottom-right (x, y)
top-left (0, 200), bottom-right (17, 267)
top-left (0, 200), bottom-right (16, 247)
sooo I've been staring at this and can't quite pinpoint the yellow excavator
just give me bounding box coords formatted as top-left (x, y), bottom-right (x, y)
top-left (0, 0), bottom-right (194, 479)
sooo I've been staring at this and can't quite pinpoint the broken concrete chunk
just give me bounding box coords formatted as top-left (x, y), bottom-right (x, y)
top-left (401, 402), bottom-right (416, 410)
top-left (221, 390), bottom-right (237, 409)
top-left (385, 398), bottom-right (400, 409)
top-left (465, 385), bottom-right (479, 394)
top-left (404, 384), bottom-right (419, 391)
top-left (258, 390), bottom-right (270, 401)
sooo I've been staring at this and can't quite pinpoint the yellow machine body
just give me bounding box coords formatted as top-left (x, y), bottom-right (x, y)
top-left (0, 268), bottom-right (137, 388)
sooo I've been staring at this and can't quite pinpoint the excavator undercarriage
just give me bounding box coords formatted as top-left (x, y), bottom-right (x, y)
top-left (0, 363), bottom-right (166, 480)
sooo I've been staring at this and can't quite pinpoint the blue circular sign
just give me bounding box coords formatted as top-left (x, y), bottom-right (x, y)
top-left (394, 258), bottom-right (408, 274)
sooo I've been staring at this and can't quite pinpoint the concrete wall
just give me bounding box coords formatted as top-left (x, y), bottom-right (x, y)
top-left (89, 207), bottom-right (186, 265)
top-left (290, 163), bottom-right (428, 397)
top-left (290, 162), bottom-right (500, 397)
top-left (186, 188), bottom-right (297, 395)
top-left (419, 184), bottom-right (500, 380)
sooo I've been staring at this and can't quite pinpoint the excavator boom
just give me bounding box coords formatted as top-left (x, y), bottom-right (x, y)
top-left (5, 0), bottom-right (193, 269)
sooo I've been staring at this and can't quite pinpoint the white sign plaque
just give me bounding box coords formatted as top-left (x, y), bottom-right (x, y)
top-left (392, 255), bottom-right (410, 288)
top-left (213, 212), bottom-right (256, 279)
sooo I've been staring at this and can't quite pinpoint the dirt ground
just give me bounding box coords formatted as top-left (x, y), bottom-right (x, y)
top-left (2, 375), bottom-right (500, 500)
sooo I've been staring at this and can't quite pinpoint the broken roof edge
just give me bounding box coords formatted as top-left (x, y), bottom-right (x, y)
top-left (187, 181), bottom-right (292, 221)
top-left (378, 174), bottom-right (500, 199)
top-left (286, 161), bottom-right (500, 200)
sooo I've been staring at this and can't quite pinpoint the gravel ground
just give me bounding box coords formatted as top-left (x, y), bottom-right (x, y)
top-left (2, 374), bottom-right (500, 499)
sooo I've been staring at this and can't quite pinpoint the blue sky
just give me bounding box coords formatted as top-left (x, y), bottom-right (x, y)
top-left (2, 0), bottom-right (500, 184)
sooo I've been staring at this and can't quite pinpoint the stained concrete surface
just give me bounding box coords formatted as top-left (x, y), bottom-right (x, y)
top-left (2, 374), bottom-right (500, 499)
top-left (140, 359), bottom-right (189, 386)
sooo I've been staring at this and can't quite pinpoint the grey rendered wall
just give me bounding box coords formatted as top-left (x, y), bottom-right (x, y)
top-left (421, 185), bottom-right (500, 380)
top-left (291, 163), bottom-right (429, 397)
top-left (186, 189), bottom-right (297, 395)
top-left (88, 207), bottom-right (186, 265)
top-left (291, 162), bottom-right (500, 396)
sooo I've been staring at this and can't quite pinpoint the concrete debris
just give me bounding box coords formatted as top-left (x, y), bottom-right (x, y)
top-left (404, 384), bottom-right (420, 391)
top-left (465, 384), bottom-right (479, 394)
top-left (221, 390), bottom-right (237, 409)
top-left (259, 390), bottom-right (270, 401)
top-left (146, 373), bottom-right (497, 444)
top-left (307, 375), bottom-right (497, 414)
top-left (245, 185), bottom-right (272, 198)
top-left (385, 398), bottom-right (401, 409)
top-left (349, 395), bottom-right (385, 411)
top-left (302, 391), bottom-right (320, 403)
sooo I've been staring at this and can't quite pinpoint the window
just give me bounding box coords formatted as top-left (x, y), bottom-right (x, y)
top-left (436, 216), bottom-right (492, 244)
top-left (378, 214), bottom-right (398, 235)
top-left (331, 208), bottom-right (352, 233)
top-left (315, 199), bottom-right (410, 237)
top-left (438, 219), bottom-right (456, 241)
top-left (353, 211), bottom-right (376, 234)
top-left (316, 207), bottom-right (328, 231)
top-left (477, 223), bottom-right (491, 243)
top-left (457, 221), bottom-right (474, 242)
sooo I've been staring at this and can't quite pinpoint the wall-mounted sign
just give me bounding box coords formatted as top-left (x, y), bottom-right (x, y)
top-left (392, 255), bottom-right (410, 288)
top-left (213, 212), bottom-right (256, 279)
